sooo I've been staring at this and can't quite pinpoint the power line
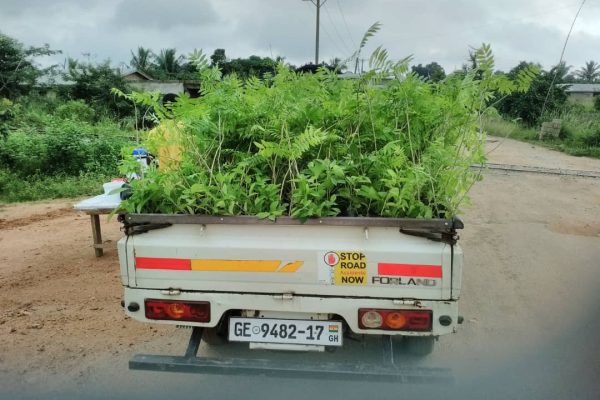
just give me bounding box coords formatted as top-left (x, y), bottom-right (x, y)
top-left (541, 0), bottom-right (587, 119)
top-left (323, 3), bottom-right (353, 55)
top-left (320, 20), bottom-right (350, 59)
top-left (335, 0), bottom-right (356, 45)
top-left (303, 0), bottom-right (347, 58)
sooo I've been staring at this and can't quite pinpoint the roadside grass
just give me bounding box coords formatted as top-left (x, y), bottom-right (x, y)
top-left (0, 170), bottom-right (109, 203)
top-left (1, 97), bottom-right (135, 204)
top-left (483, 112), bottom-right (600, 159)
top-left (483, 117), bottom-right (538, 140)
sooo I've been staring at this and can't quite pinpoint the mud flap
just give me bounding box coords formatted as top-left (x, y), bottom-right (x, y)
top-left (129, 328), bottom-right (453, 383)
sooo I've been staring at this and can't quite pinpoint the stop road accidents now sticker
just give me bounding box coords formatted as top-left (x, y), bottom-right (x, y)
top-left (320, 251), bottom-right (367, 285)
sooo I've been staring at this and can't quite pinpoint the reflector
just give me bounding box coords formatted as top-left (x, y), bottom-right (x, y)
top-left (385, 312), bottom-right (407, 329)
top-left (145, 300), bottom-right (210, 323)
top-left (360, 310), bottom-right (383, 328)
top-left (167, 303), bottom-right (186, 319)
top-left (358, 309), bottom-right (432, 331)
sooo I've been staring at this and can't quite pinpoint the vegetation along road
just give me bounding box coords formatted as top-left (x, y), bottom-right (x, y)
top-left (0, 137), bottom-right (598, 400)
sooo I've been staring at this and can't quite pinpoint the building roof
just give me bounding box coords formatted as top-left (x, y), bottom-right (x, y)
top-left (563, 83), bottom-right (600, 93)
top-left (121, 69), bottom-right (153, 81)
top-left (36, 73), bottom-right (70, 86)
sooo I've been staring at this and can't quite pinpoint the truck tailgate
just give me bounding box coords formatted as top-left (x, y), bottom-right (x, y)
top-left (121, 223), bottom-right (458, 300)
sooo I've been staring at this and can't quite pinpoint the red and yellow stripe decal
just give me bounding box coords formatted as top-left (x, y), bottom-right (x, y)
top-left (377, 263), bottom-right (442, 278)
top-left (135, 257), bottom-right (303, 273)
top-left (135, 257), bottom-right (190, 270)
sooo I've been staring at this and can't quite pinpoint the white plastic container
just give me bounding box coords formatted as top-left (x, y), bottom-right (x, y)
top-left (103, 181), bottom-right (124, 201)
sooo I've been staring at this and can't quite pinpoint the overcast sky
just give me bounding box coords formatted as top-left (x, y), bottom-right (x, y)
top-left (1, 0), bottom-right (599, 73)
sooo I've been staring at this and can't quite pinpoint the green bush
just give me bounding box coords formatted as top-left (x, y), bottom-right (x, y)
top-left (120, 44), bottom-right (536, 219)
top-left (582, 129), bottom-right (600, 147)
top-left (0, 98), bottom-right (15, 138)
top-left (560, 110), bottom-right (600, 140)
top-left (484, 107), bottom-right (600, 158)
top-left (559, 123), bottom-right (574, 140)
top-left (496, 62), bottom-right (566, 126)
top-left (0, 114), bottom-right (131, 178)
top-left (0, 169), bottom-right (109, 203)
top-left (55, 100), bottom-right (95, 122)
top-left (0, 129), bottom-right (48, 175)
top-left (62, 61), bottom-right (134, 119)
top-left (11, 95), bottom-right (61, 130)
top-left (594, 96), bottom-right (600, 112)
top-left (483, 117), bottom-right (539, 141)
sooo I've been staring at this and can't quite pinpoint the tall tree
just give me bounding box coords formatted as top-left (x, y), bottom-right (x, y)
top-left (550, 61), bottom-right (577, 83)
top-left (329, 57), bottom-right (347, 72)
top-left (553, 61), bottom-right (572, 82)
top-left (411, 62), bottom-right (446, 82)
top-left (496, 61), bottom-right (567, 126)
top-left (62, 59), bottom-right (132, 118)
top-left (575, 61), bottom-right (600, 83)
top-left (130, 46), bottom-right (153, 73)
top-left (155, 48), bottom-right (184, 78)
top-left (0, 33), bottom-right (59, 98)
top-left (210, 48), bottom-right (226, 66)
top-left (221, 55), bottom-right (279, 78)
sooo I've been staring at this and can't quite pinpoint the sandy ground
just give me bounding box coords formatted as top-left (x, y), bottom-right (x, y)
top-left (0, 137), bottom-right (599, 399)
top-left (485, 136), bottom-right (600, 171)
top-left (0, 200), bottom-right (172, 385)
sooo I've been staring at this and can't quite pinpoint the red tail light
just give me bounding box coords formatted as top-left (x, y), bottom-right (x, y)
top-left (145, 300), bottom-right (210, 323)
top-left (358, 309), bottom-right (432, 331)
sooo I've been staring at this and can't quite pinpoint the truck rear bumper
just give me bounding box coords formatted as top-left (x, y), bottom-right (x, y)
top-left (124, 287), bottom-right (459, 336)
top-left (129, 327), bottom-right (453, 383)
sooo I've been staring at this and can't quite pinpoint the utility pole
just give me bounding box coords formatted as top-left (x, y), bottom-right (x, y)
top-left (303, 0), bottom-right (327, 64)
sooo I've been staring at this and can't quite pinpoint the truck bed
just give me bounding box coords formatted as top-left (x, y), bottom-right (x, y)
top-left (118, 214), bottom-right (463, 301)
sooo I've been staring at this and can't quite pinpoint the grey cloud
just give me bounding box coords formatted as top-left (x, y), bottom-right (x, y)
top-left (1, 0), bottom-right (599, 73)
top-left (0, 0), bottom-right (64, 16)
top-left (221, 0), bottom-right (315, 61)
top-left (111, 0), bottom-right (220, 31)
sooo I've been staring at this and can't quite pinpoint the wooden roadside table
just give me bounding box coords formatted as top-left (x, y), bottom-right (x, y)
top-left (74, 196), bottom-right (122, 257)
top-left (84, 208), bottom-right (118, 257)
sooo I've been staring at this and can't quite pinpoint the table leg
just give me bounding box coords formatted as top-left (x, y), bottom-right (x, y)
top-left (90, 214), bottom-right (103, 257)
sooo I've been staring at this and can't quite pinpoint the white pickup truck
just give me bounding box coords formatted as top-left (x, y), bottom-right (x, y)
top-left (118, 214), bottom-right (463, 376)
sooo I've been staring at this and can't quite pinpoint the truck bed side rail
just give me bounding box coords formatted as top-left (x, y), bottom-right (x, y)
top-left (122, 214), bottom-right (463, 236)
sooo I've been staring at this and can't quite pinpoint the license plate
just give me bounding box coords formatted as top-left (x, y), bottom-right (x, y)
top-left (228, 317), bottom-right (343, 346)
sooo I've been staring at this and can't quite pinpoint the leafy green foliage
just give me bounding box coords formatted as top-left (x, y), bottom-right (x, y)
top-left (0, 98), bottom-right (15, 138)
top-left (0, 101), bottom-right (132, 178)
top-left (55, 100), bottom-right (95, 122)
top-left (189, 49), bottom-right (210, 72)
top-left (121, 44), bottom-right (535, 219)
top-left (496, 61), bottom-right (566, 126)
top-left (0, 97), bottom-right (135, 202)
top-left (130, 47), bottom-right (153, 74)
top-left (155, 48), bottom-right (184, 76)
top-left (127, 47), bottom-right (204, 81)
top-left (62, 60), bottom-right (134, 119)
top-left (355, 22), bottom-right (381, 59)
top-left (575, 61), bottom-right (600, 83)
top-left (210, 49), bottom-right (227, 67)
top-left (213, 50), bottom-right (279, 79)
top-left (484, 108), bottom-right (600, 159)
top-left (0, 169), bottom-right (109, 203)
top-left (0, 118), bottom-right (130, 176)
top-left (411, 62), bottom-right (446, 82)
top-left (0, 32), bottom-right (60, 98)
